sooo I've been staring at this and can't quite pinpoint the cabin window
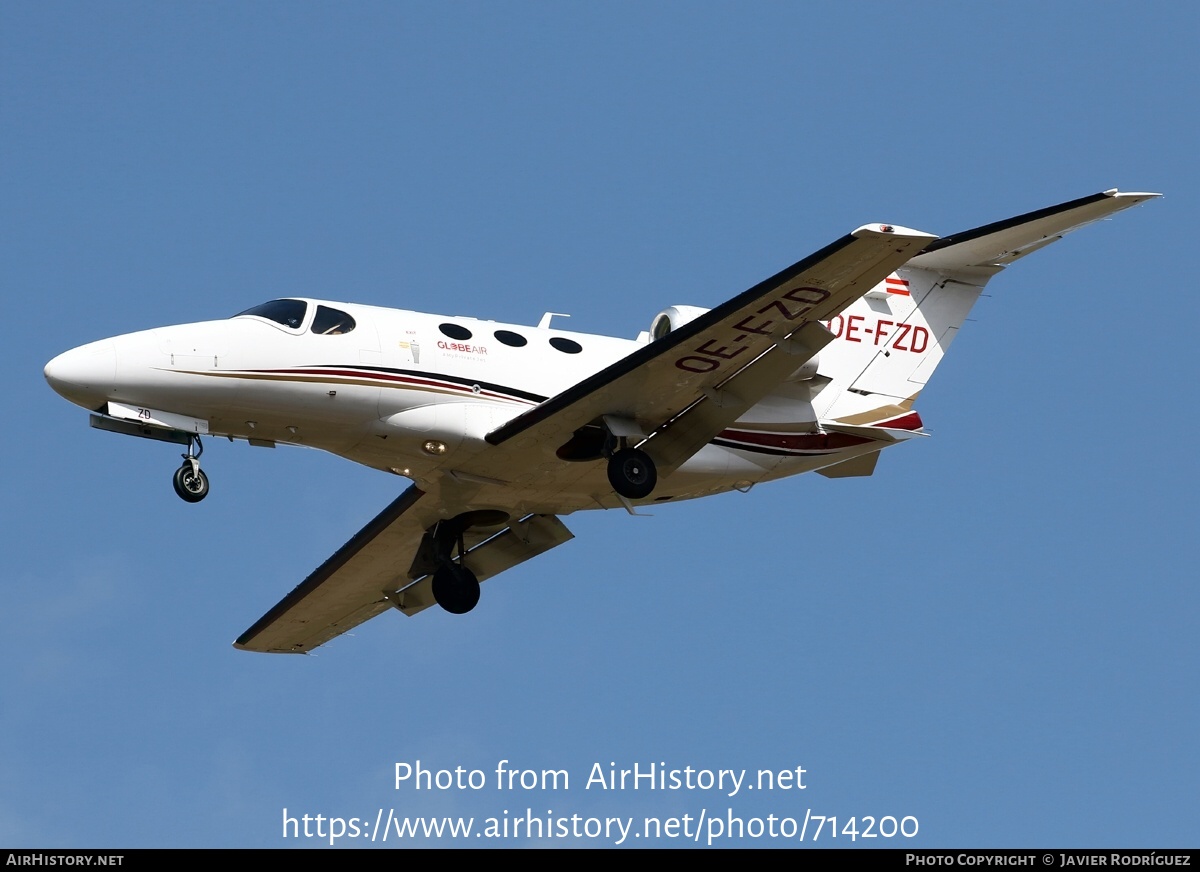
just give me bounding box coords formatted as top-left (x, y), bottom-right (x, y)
top-left (311, 306), bottom-right (356, 335)
top-left (440, 323), bottom-right (473, 340)
top-left (494, 330), bottom-right (527, 347)
top-left (549, 337), bottom-right (582, 354)
top-left (235, 299), bottom-right (308, 329)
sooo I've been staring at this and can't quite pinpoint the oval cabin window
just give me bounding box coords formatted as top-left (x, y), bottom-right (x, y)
top-left (439, 323), bottom-right (473, 340)
top-left (549, 337), bottom-right (582, 354)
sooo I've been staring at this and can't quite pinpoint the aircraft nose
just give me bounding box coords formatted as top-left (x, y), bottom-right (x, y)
top-left (44, 339), bottom-right (117, 408)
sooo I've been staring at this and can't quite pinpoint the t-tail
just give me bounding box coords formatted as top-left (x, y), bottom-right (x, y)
top-left (814, 189), bottom-right (1159, 432)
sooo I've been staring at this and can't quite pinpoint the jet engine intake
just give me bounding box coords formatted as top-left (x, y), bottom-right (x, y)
top-left (650, 305), bottom-right (710, 341)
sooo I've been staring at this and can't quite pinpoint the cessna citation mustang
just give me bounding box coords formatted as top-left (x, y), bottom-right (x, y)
top-left (45, 189), bottom-right (1157, 653)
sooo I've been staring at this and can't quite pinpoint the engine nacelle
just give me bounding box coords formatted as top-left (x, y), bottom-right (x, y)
top-left (650, 305), bottom-right (710, 341)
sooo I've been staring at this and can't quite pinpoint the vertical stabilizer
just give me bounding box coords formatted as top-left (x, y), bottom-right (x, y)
top-left (815, 189), bottom-right (1158, 425)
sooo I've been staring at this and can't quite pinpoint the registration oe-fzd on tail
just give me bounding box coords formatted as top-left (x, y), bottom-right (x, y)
top-left (44, 189), bottom-right (1158, 653)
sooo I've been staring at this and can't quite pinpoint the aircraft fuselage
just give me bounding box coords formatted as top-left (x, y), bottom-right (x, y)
top-left (45, 298), bottom-right (866, 514)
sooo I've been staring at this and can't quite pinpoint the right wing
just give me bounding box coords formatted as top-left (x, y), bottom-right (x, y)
top-left (234, 484), bottom-right (573, 654)
top-left (479, 224), bottom-right (937, 475)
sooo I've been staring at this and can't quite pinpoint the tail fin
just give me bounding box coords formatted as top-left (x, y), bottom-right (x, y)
top-left (816, 189), bottom-right (1159, 424)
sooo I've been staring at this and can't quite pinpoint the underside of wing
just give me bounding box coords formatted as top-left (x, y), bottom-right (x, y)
top-left (234, 485), bottom-right (431, 653)
top-left (387, 513), bottom-right (573, 616)
top-left (481, 224), bottom-right (937, 471)
top-left (909, 189), bottom-right (1160, 272)
top-left (234, 484), bottom-right (576, 654)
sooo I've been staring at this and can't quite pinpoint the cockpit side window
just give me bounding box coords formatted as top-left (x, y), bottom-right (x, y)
top-left (235, 299), bottom-right (308, 329)
top-left (311, 306), bottom-right (356, 336)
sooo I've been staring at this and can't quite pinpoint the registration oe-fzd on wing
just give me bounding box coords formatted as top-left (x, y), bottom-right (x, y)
top-left (45, 189), bottom-right (1158, 653)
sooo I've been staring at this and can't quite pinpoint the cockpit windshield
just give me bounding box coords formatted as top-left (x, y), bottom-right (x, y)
top-left (311, 305), bottom-right (356, 335)
top-left (235, 299), bottom-right (308, 329)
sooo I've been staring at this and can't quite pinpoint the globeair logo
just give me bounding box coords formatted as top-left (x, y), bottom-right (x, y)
top-left (437, 341), bottom-right (488, 355)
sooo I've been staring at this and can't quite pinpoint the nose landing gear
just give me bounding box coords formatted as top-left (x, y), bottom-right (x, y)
top-left (172, 435), bottom-right (209, 503)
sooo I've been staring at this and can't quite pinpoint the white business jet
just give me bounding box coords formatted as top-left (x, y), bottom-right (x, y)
top-left (44, 189), bottom-right (1156, 653)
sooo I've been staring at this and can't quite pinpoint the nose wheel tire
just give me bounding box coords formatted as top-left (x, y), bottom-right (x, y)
top-left (607, 447), bottom-right (657, 500)
top-left (173, 464), bottom-right (210, 503)
top-left (432, 563), bottom-right (480, 614)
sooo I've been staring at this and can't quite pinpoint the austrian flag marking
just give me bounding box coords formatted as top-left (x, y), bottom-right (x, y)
top-left (885, 275), bottom-right (910, 296)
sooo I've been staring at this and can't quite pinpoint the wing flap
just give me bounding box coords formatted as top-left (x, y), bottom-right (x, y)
top-left (816, 451), bottom-right (881, 478)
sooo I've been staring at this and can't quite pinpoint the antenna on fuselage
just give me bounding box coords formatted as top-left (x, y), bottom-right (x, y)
top-left (538, 312), bottom-right (570, 329)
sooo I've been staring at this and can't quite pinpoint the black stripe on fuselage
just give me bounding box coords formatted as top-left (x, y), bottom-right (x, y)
top-left (335, 365), bottom-right (549, 403)
top-left (260, 364), bottom-right (550, 404)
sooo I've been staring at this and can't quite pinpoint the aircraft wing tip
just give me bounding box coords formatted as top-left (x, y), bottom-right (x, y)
top-left (232, 637), bottom-right (309, 654)
top-left (852, 223), bottom-right (939, 241)
top-left (1104, 188), bottom-right (1163, 201)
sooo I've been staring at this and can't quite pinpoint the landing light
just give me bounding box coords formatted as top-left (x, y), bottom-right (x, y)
top-left (422, 440), bottom-right (447, 456)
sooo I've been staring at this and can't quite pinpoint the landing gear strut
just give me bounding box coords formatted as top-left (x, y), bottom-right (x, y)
top-left (423, 516), bottom-right (483, 614)
top-left (172, 435), bottom-right (209, 503)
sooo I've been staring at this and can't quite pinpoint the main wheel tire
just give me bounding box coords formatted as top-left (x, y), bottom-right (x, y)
top-left (607, 447), bottom-right (657, 499)
top-left (172, 464), bottom-right (210, 503)
top-left (431, 564), bottom-right (480, 615)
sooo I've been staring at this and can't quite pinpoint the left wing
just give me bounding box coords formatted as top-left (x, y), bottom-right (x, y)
top-left (482, 224), bottom-right (936, 472)
top-left (234, 484), bottom-right (573, 653)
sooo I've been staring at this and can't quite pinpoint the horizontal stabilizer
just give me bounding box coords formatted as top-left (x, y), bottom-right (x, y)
top-left (909, 189), bottom-right (1159, 272)
top-left (816, 451), bottom-right (881, 478)
top-left (822, 422), bottom-right (928, 444)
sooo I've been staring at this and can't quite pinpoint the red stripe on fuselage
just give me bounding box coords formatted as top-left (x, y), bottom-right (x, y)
top-left (876, 411), bottom-right (923, 431)
top-left (716, 428), bottom-right (872, 452)
top-left (243, 367), bottom-right (535, 404)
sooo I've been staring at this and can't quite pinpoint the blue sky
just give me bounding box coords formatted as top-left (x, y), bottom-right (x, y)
top-left (3, 1), bottom-right (1195, 848)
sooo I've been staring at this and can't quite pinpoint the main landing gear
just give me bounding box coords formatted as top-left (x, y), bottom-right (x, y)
top-left (418, 511), bottom-right (508, 615)
top-left (606, 446), bottom-right (657, 500)
top-left (555, 421), bottom-right (658, 500)
top-left (172, 435), bottom-right (209, 503)
top-left (431, 562), bottom-right (479, 615)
